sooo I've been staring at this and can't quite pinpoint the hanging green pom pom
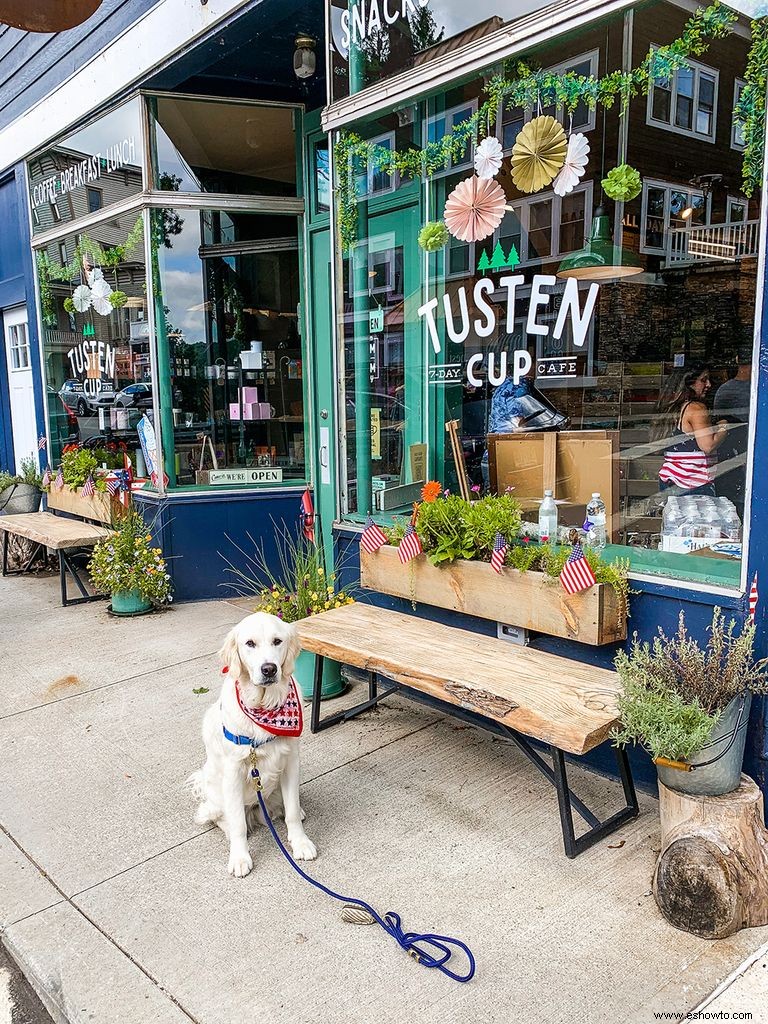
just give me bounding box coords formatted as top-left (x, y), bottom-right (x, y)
top-left (418, 221), bottom-right (450, 252)
top-left (63, 297), bottom-right (76, 314)
top-left (109, 290), bottom-right (129, 308)
top-left (602, 164), bottom-right (643, 202)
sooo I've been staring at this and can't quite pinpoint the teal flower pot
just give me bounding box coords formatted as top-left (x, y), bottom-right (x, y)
top-left (294, 649), bottom-right (345, 701)
top-left (111, 589), bottom-right (153, 616)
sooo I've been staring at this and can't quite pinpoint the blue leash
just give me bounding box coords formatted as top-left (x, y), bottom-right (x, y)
top-left (252, 770), bottom-right (476, 983)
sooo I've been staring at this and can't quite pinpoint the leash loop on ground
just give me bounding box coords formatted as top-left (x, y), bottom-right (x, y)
top-left (253, 773), bottom-right (475, 983)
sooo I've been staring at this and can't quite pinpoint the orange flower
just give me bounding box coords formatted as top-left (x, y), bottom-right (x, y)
top-left (421, 480), bottom-right (442, 503)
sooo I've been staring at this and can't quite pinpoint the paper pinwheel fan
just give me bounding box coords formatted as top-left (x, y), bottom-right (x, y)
top-left (511, 115), bottom-right (568, 194)
top-left (70, 268), bottom-right (115, 317)
top-left (474, 136), bottom-right (504, 180)
top-left (443, 176), bottom-right (508, 243)
top-left (552, 133), bottom-right (590, 197)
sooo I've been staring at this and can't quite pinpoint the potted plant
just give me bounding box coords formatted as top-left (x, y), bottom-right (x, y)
top-left (361, 483), bottom-right (629, 646)
top-left (612, 608), bottom-right (768, 796)
top-left (88, 506), bottom-right (172, 614)
top-left (0, 457), bottom-right (44, 515)
top-left (46, 443), bottom-right (126, 520)
top-left (221, 525), bottom-right (354, 700)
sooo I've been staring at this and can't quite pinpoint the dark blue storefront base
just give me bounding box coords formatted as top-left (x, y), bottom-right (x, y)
top-left (134, 487), bottom-right (308, 604)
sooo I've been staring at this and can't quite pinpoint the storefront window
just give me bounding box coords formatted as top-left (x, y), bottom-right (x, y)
top-left (335, 1), bottom-right (761, 588)
top-left (151, 208), bottom-right (306, 488)
top-left (36, 211), bottom-right (151, 469)
top-left (150, 97), bottom-right (298, 197)
top-left (27, 99), bottom-right (144, 236)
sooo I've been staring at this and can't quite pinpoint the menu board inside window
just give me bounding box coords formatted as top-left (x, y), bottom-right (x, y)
top-left (27, 99), bottom-right (144, 236)
top-left (328, 0), bottom-right (561, 101)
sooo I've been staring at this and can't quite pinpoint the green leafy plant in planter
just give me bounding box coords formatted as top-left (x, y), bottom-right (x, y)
top-left (612, 608), bottom-right (768, 796)
top-left (88, 507), bottom-right (172, 613)
top-left (220, 524), bottom-right (354, 700)
top-left (0, 456), bottom-right (43, 514)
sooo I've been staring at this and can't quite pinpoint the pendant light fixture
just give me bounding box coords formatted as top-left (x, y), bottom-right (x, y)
top-left (557, 206), bottom-right (643, 281)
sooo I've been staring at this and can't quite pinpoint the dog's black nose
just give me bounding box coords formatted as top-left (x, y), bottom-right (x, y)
top-left (261, 662), bottom-right (278, 679)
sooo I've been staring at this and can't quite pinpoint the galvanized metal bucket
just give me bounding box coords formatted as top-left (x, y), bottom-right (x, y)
top-left (657, 692), bottom-right (752, 797)
top-left (0, 484), bottom-right (41, 515)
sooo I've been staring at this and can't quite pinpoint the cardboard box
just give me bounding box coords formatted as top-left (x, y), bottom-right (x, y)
top-left (228, 403), bottom-right (241, 420)
top-left (241, 386), bottom-right (260, 404)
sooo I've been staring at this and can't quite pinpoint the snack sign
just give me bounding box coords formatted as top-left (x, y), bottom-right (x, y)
top-left (418, 274), bottom-right (599, 386)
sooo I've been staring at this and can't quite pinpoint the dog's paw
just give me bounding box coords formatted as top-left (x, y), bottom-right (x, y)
top-left (290, 835), bottom-right (317, 861)
top-left (227, 850), bottom-right (253, 877)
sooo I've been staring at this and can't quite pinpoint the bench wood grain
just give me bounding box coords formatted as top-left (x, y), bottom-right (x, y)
top-left (296, 604), bottom-right (622, 756)
top-left (0, 512), bottom-right (110, 549)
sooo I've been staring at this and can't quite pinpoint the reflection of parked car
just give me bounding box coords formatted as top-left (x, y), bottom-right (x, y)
top-left (58, 379), bottom-right (85, 415)
top-left (114, 383), bottom-right (152, 409)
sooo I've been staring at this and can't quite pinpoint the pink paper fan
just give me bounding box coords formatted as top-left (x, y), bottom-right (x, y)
top-left (443, 176), bottom-right (507, 243)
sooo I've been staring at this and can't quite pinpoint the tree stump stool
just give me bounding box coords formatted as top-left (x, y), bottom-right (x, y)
top-left (653, 774), bottom-right (768, 939)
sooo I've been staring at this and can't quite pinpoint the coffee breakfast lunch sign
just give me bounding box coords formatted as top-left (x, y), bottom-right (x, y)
top-left (30, 136), bottom-right (137, 209)
top-left (419, 274), bottom-right (599, 386)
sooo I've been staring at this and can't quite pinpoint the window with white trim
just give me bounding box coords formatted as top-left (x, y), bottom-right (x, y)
top-left (727, 196), bottom-right (748, 224)
top-left (490, 182), bottom-right (593, 266)
top-left (732, 78), bottom-right (746, 150)
top-left (499, 51), bottom-right (599, 152)
top-left (366, 132), bottom-right (396, 196)
top-left (641, 180), bottom-right (707, 255)
top-left (8, 323), bottom-right (30, 371)
top-left (647, 52), bottom-right (718, 141)
top-left (425, 100), bottom-right (478, 176)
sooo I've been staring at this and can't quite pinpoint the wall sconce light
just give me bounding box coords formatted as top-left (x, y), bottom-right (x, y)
top-left (293, 34), bottom-right (317, 80)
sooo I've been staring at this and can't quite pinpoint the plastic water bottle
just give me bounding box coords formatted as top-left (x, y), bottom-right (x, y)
top-left (538, 490), bottom-right (558, 544)
top-left (585, 492), bottom-right (607, 553)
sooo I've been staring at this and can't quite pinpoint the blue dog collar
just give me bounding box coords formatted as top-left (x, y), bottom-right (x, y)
top-left (222, 723), bottom-right (276, 749)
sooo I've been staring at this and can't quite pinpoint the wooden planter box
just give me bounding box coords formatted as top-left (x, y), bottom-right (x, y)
top-left (46, 484), bottom-right (116, 525)
top-left (360, 545), bottom-right (626, 646)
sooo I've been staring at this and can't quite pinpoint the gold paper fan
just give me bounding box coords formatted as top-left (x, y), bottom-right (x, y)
top-left (511, 115), bottom-right (568, 194)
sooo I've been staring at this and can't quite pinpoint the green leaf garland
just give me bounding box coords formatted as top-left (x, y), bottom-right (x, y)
top-left (334, 2), bottom-right (739, 249)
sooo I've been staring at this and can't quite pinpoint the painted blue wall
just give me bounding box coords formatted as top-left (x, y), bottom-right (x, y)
top-left (134, 488), bottom-right (309, 604)
top-left (0, 166), bottom-right (47, 472)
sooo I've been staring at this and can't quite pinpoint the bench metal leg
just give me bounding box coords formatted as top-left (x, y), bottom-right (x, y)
top-left (2, 533), bottom-right (48, 577)
top-left (58, 549), bottom-right (106, 608)
top-left (310, 655), bottom-right (398, 734)
top-left (551, 745), bottom-right (639, 859)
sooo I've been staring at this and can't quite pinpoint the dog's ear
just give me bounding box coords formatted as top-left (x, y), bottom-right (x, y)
top-left (219, 627), bottom-right (246, 681)
top-left (282, 623), bottom-right (301, 678)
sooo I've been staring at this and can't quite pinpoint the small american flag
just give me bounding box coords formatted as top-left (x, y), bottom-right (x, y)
top-left (490, 532), bottom-right (507, 574)
top-left (54, 466), bottom-right (64, 490)
top-left (106, 477), bottom-right (120, 496)
top-left (41, 467), bottom-right (51, 489)
top-left (81, 474), bottom-right (95, 497)
top-left (38, 434), bottom-right (47, 451)
top-left (398, 522), bottom-right (423, 564)
top-left (749, 573), bottom-right (758, 624)
top-left (360, 515), bottom-right (388, 554)
top-left (560, 541), bottom-right (596, 595)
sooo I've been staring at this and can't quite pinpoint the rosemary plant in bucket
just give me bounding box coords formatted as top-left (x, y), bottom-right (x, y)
top-left (220, 524), bottom-right (354, 700)
top-left (612, 608), bottom-right (768, 796)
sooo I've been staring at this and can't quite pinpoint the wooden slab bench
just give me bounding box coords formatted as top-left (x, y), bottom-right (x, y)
top-left (296, 604), bottom-right (638, 858)
top-left (1, 512), bottom-right (110, 606)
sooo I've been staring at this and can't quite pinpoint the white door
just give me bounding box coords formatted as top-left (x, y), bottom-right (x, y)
top-left (3, 306), bottom-right (38, 473)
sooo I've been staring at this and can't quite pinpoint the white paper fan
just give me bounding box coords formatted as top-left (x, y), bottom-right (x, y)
top-left (87, 268), bottom-right (105, 286)
top-left (72, 284), bottom-right (92, 313)
top-left (90, 277), bottom-right (114, 316)
top-left (474, 136), bottom-right (504, 180)
top-left (552, 133), bottom-right (590, 197)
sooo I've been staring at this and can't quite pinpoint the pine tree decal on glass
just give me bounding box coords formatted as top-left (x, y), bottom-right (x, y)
top-left (505, 243), bottom-right (521, 269)
top-left (477, 249), bottom-right (491, 273)
top-left (489, 241), bottom-right (506, 270)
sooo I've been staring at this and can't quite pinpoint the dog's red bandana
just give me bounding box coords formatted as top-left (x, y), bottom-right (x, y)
top-left (235, 678), bottom-right (303, 737)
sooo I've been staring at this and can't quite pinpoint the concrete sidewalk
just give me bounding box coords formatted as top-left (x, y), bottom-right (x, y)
top-left (1, 571), bottom-right (767, 1024)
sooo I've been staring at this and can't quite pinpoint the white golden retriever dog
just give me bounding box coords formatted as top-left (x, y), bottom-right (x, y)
top-left (190, 612), bottom-right (317, 877)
